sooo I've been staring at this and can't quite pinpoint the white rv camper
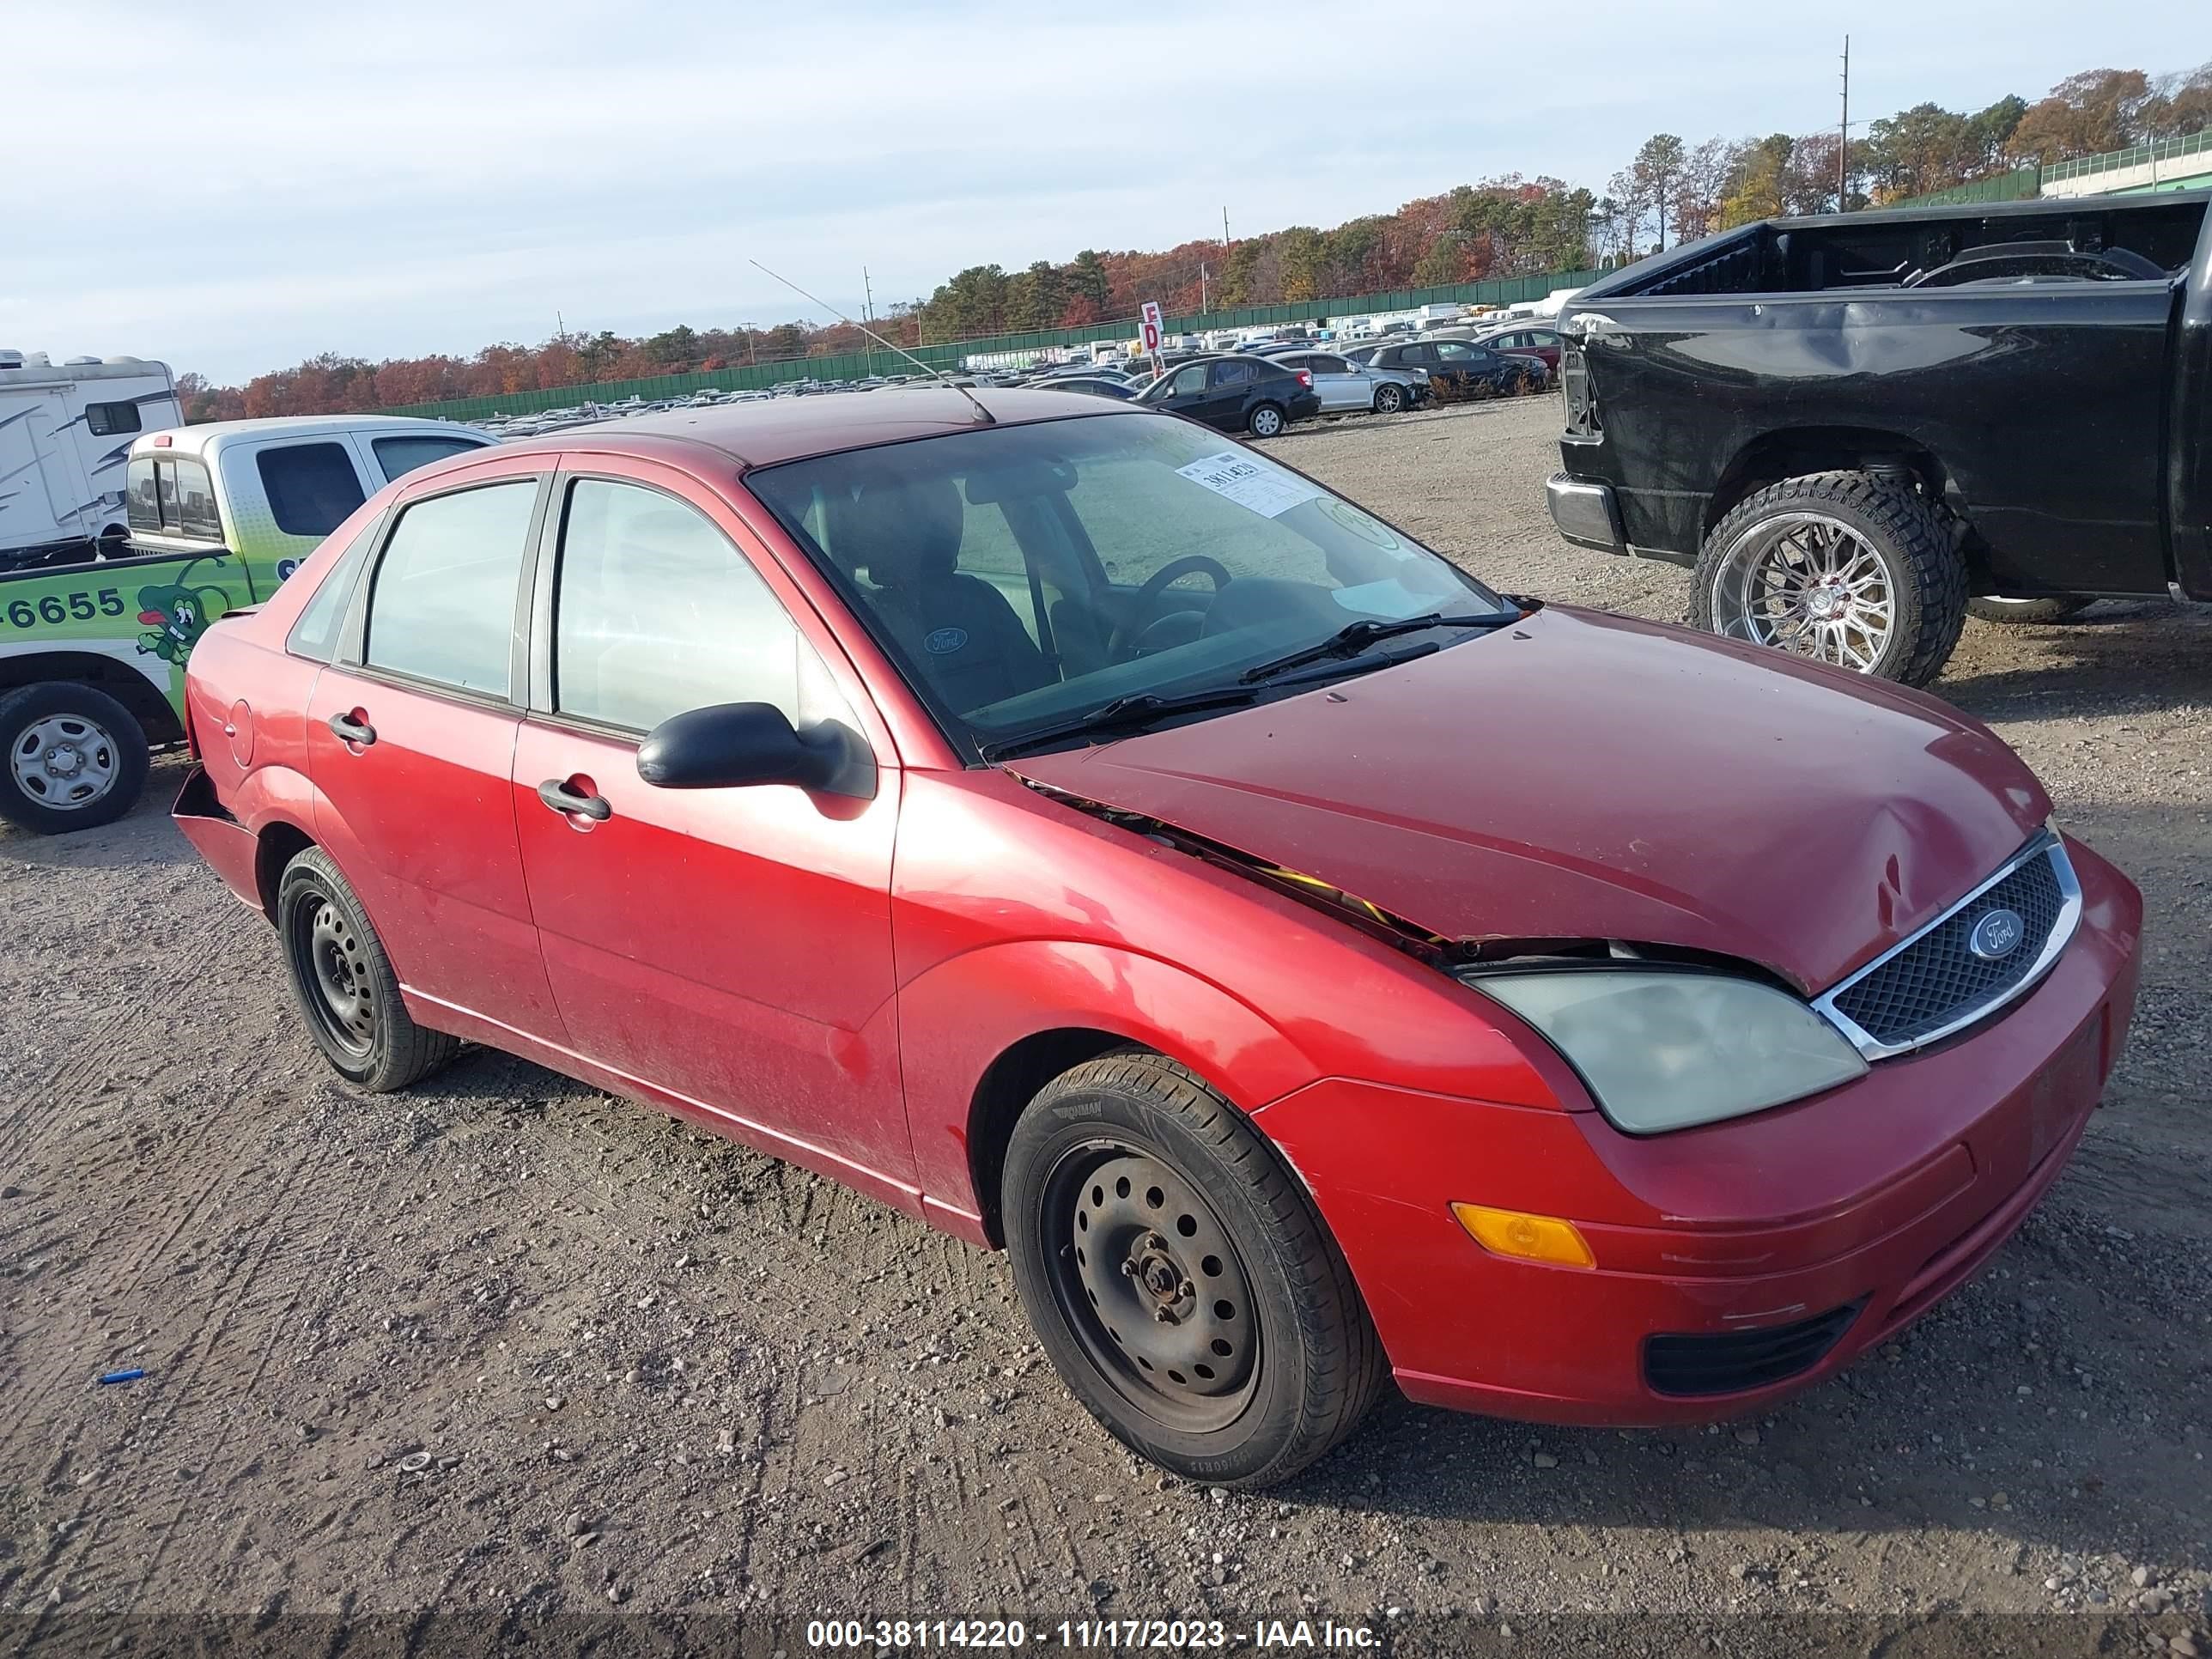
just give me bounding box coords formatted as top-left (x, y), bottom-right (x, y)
top-left (0, 351), bottom-right (183, 569)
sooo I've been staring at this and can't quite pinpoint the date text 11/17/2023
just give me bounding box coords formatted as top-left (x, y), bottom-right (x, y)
top-left (804, 1620), bottom-right (1381, 1650)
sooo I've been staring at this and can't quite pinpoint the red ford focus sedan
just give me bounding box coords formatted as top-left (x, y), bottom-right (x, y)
top-left (173, 390), bottom-right (2141, 1487)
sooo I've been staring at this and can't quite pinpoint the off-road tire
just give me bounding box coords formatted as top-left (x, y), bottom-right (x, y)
top-left (1966, 594), bottom-right (2095, 624)
top-left (1003, 1050), bottom-right (1385, 1488)
top-left (276, 846), bottom-right (458, 1091)
top-left (1694, 470), bottom-right (1967, 687)
top-left (0, 682), bottom-right (149, 835)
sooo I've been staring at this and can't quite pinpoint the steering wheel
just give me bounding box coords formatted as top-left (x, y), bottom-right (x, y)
top-left (1107, 555), bottom-right (1233, 658)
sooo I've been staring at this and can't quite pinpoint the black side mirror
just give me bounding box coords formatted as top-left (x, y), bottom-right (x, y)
top-left (635, 702), bottom-right (875, 799)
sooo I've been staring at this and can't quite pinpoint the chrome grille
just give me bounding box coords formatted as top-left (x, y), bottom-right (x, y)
top-left (1816, 835), bottom-right (2081, 1060)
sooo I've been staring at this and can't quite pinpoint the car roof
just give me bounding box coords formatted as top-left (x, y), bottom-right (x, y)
top-left (490, 386), bottom-right (1127, 472)
top-left (137, 414), bottom-right (487, 460)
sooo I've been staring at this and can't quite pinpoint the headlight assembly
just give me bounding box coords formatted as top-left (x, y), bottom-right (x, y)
top-left (1467, 971), bottom-right (1869, 1134)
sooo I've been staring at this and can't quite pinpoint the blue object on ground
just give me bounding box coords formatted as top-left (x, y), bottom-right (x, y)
top-left (96, 1369), bottom-right (145, 1385)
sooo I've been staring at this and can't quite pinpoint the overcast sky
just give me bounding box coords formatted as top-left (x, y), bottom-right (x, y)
top-left (3, 0), bottom-right (2197, 383)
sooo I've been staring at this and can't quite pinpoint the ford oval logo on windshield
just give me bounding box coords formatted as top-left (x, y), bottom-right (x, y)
top-left (1969, 908), bottom-right (2026, 961)
top-left (924, 627), bottom-right (969, 654)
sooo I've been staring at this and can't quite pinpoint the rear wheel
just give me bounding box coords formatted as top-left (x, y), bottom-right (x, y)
top-left (0, 682), bottom-right (149, 835)
top-left (1371, 383), bottom-right (1406, 415)
top-left (1966, 593), bottom-right (2094, 624)
top-left (1004, 1051), bottom-right (1384, 1488)
top-left (1694, 471), bottom-right (1966, 686)
top-left (276, 846), bottom-right (458, 1091)
top-left (1246, 402), bottom-right (1285, 438)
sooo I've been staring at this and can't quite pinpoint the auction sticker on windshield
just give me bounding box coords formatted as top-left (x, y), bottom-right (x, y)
top-left (1175, 451), bottom-right (1324, 519)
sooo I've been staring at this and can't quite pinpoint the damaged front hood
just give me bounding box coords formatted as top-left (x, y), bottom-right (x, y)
top-left (1005, 605), bottom-right (2048, 993)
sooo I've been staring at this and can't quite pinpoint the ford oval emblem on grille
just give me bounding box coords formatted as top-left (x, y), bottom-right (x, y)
top-left (1969, 908), bottom-right (2026, 961)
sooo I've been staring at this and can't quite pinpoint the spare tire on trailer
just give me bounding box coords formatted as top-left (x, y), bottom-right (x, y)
top-left (1692, 471), bottom-right (1967, 688)
top-left (0, 681), bottom-right (150, 834)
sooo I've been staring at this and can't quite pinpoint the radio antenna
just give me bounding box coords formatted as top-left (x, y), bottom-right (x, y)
top-left (747, 259), bottom-right (994, 425)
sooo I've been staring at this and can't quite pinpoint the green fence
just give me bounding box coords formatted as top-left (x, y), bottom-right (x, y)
top-left (381, 267), bottom-right (1605, 423)
top-left (1892, 165), bottom-right (2044, 209)
top-left (2044, 127), bottom-right (2212, 188)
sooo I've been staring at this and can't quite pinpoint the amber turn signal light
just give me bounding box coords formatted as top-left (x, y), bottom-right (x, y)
top-left (1451, 1202), bottom-right (1597, 1270)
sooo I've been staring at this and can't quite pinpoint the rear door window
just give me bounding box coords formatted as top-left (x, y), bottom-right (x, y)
top-left (257, 443), bottom-right (368, 538)
top-left (286, 520), bottom-right (379, 662)
top-left (1210, 360), bottom-right (1258, 388)
top-left (363, 481), bottom-right (538, 696)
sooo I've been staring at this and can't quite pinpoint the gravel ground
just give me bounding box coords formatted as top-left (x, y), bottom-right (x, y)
top-left (2, 396), bottom-right (2207, 1656)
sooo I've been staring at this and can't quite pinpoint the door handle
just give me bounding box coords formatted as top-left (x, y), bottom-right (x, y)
top-left (328, 710), bottom-right (376, 746)
top-left (537, 778), bottom-right (611, 822)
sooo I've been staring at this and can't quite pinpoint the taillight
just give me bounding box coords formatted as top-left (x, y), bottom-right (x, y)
top-left (1296, 369), bottom-right (1313, 388)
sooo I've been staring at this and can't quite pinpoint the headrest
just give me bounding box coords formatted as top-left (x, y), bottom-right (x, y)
top-left (822, 473), bottom-right (963, 589)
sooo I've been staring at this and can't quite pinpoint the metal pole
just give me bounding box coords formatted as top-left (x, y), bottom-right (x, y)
top-left (1838, 35), bottom-right (1850, 210)
top-left (1223, 207), bottom-right (1231, 247)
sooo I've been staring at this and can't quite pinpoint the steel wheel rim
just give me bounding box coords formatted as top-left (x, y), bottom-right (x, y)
top-left (1042, 1139), bottom-right (1261, 1433)
top-left (293, 895), bottom-right (375, 1056)
top-left (1252, 407), bottom-right (1281, 435)
top-left (1711, 512), bottom-right (1897, 672)
top-left (10, 713), bottom-right (119, 811)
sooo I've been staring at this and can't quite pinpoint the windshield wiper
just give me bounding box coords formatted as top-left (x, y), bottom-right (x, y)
top-left (979, 684), bottom-right (1261, 762)
top-left (1237, 612), bottom-right (1508, 684)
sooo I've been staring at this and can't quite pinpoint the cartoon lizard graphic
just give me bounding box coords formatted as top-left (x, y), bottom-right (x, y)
top-left (135, 558), bottom-right (237, 664)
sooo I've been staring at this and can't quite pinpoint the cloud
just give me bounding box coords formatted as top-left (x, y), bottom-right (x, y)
top-left (2, 0), bottom-right (2196, 381)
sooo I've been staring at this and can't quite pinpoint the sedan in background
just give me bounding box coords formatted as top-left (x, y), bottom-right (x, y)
top-left (1358, 338), bottom-right (1550, 398)
top-left (1133, 354), bottom-right (1322, 436)
top-left (1261, 348), bottom-right (1429, 415)
top-left (1474, 325), bottom-right (1563, 372)
top-left (171, 389), bottom-right (2142, 1491)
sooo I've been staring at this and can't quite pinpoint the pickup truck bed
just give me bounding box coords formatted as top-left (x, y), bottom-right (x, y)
top-left (1548, 190), bottom-right (2212, 683)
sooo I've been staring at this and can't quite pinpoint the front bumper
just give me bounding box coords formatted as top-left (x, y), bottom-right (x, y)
top-left (1254, 836), bottom-right (2142, 1426)
top-left (1545, 471), bottom-right (1626, 554)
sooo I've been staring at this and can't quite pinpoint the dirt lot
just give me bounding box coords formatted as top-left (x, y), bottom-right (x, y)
top-left (2, 396), bottom-right (2207, 1656)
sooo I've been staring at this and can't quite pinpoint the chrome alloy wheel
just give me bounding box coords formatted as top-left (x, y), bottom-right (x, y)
top-left (1708, 512), bottom-right (1898, 672)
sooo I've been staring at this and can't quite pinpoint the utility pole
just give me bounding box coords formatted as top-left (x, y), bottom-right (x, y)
top-left (1200, 262), bottom-right (1209, 311)
top-left (1223, 206), bottom-right (1231, 247)
top-left (862, 266), bottom-right (877, 374)
top-left (1838, 34), bottom-right (1850, 212)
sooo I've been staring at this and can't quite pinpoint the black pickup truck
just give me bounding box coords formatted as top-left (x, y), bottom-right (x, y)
top-left (1546, 188), bottom-right (2211, 684)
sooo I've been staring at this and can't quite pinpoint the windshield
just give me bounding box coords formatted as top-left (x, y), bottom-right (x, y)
top-left (747, 410), bottom-right (1509, 758)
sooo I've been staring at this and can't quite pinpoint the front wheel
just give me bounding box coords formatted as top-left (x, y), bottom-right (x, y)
top-left (1966, 593), bottom-right (2094, 624)
top-left (1694, 471), bottom-right (1966, 686)
top-left (0, 682), bottom-right (149, 834)
top-left (1246, 402), bottom-right (1285, 437)
top-left (1003, 1051), bottom-right (1384, 1488)
top-left (1371, 383), bottom-right (1406, 415)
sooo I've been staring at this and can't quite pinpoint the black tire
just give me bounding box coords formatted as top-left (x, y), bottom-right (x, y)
top-left (1966, 593), bottom-right (2094, 624)
top-left (1371, 383), bottom-right (1406, 415)
top-left (0, 682), bottom-right (149, 835)
top-left (1003, 1050), bottom-right (1384, 1489)
top-left (1693, 471), bottom-right (1967, 688)
top-left (276, 846), bottom-right (458, 1091)
top-left (1246, 402), bottom-right (1285, 438)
